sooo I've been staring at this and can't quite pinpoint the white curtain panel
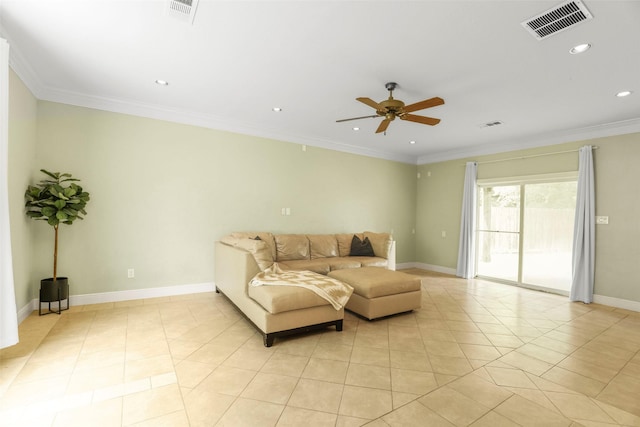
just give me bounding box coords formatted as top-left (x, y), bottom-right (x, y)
top-left (0, 37), bottom-right (19, 349)
top-left (570, 145), bottom-right (595, 303)
top-left (456, 162), bottom-right (477, 278)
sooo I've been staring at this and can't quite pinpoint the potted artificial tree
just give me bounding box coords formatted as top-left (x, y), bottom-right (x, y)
top-left (25, 169), bottom-right (90, 315)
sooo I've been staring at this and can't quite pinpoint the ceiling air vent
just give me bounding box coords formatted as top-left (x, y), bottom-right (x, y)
top-left (521, 0), bottom-right (593, 40)
top-left (481, 121), bottom-right (504, 128)
top-left (167, 0), bottom-right (199, 25)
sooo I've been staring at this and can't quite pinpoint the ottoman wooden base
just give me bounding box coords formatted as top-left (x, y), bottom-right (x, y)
top-left (328, 267), bottom-right (422, 320)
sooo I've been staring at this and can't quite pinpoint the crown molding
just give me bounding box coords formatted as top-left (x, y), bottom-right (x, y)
top-left (417, 117), bottom-right (640, 165)
top-left (3, 29), bottom-right (45, 99)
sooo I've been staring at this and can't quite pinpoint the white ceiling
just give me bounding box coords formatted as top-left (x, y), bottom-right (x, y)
top-left (1, 0), bottom-right (639, 164)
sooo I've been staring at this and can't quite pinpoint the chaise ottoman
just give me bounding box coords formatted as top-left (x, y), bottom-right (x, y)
top-left (328, 267), bottom-right (422, 320)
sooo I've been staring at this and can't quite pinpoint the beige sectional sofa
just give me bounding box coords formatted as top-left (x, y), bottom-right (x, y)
top-left (214, 232), bottom-right (395, 346)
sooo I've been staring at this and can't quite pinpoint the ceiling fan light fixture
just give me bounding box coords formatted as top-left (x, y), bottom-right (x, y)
top-left (410, 140), bottom-right (416, 145)
top-left (352, 127), bottom-right (360, 131)
top-left (616, 91), bottom-right (632, 97)
top-left (272, 107), bottom-right (282, 112)
top-left (155, 79), bottom-right (169, 86)
top-left (570, 43), bottom-right (591, 54)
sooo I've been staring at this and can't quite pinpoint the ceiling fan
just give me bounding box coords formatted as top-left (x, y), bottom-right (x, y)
top-left (336, 82), bottom-right (444, 134)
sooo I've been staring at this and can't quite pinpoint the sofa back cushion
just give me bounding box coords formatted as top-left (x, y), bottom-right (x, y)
top-left (275, 234), bottom-right (310, 261)
top-left (336, 233), bottom-right (364, 257)
top-left (220, 235), bottom-right (274, 271)
top-left (307, 234), bottom-right (339, 259)
top-left (231, 232), bottom-right (276, 260)
top-left (364, 231), bottom-right (392, 258)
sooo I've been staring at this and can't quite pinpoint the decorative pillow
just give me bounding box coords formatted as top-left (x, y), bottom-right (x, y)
top-left (350, 235), bottom-right (375, 257)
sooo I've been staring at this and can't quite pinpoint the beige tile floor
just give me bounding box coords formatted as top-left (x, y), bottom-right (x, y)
top-left (1, 269), bottom-right (640, 426)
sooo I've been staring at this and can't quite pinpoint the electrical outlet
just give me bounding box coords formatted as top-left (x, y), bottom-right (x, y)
top-left (127, 268), bottom-right (135, 278)
top-left (596, 216), bottom-right (609, 225)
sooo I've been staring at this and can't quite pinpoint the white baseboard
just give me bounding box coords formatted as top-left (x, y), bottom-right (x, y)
top-left (17, 301), bottom-right (37, 324)
top-left (18, 281), bottom-right (216, 324)
top-left (411, 262), bottom-right (457, 275)
top-left (593, 294), bottom-right (640, 312)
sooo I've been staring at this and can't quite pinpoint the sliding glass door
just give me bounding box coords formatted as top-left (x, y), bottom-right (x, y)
top-left (477, 185), bottom-right (520, 282)
top-left (476, 174), bottom-right (577, 294)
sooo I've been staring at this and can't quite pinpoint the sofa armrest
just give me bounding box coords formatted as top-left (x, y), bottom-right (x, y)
top-left (387, 240), bottom-right (396, 271)
top-left (214, 241), bottom-right (261, 298)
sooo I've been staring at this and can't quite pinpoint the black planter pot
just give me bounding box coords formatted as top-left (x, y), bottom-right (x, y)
top-left (39, 277), bottom-right (70, 315)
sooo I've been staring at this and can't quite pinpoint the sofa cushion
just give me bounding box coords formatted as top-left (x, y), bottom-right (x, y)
top-left (328, 267), bottom-right (421, 298)
top-left (275, 234), bottom-right (310, 261)
top-left (231, 232), bottom-right (276, 260)
top-left (220, 235), bottom-right (274, 270)
top-left (248, 283), bottom-right (330, 314)
top-left (327, 258), bottom-right (362, 271)
top-left (347, 256), bottom-right (388, 268)
top-left (308, 234), bottom-right (339, 259)
top-left (350, 235), bottom-right (375, 257)
top-left (336, 233), bottom-right (364, 257)
top-left (278, 259), bottom-right (331, 275)
top-left (364, 232), bottom-right (392, 258)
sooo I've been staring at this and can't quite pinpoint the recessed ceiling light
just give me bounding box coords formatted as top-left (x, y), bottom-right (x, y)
top-left (155, 79), bottom-right (169, 86)
top-left (616, 90), bottom-right (632, 97)
top-left (272, 107), bottom-right (282, 112)
top-left (569, 43), bottom-right (591, 54)
top-left (352, 127), bottom-right (360, 131)
top-left (409, 140), bottom-right (416, 144)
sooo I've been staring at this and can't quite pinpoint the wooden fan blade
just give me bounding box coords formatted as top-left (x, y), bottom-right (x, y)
top-left (401, 114), bottom-right (441, 126)
top-left (403, 97), bottom-right (444, 113)
top-left (357, 97), bottom-right (382, 110)
top-left (336, 115), bottom-right (379, 123)
top-left (376, 119), bottom-right (391, 133)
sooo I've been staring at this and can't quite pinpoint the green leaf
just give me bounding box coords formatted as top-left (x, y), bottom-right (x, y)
top-left (63, 187), bottom-right (77, 198)
top-left (41, 206), bottom-right (56, 217)
top-left (26, 211), bottom-right (43, 218)
top-left (54, 199), bottom-right (66, 209)
top-left (56, 211), bottom-right (68, 220)
top-left (47, 216), bottom-right (59, 226)
top-left (40, 169), bottom-right (59, 180)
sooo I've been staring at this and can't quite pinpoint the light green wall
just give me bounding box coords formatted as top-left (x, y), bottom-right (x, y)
top-left (8, 69), bottom-right (38, 311)
top-left (416, 134), bottom-right (640, 303)
top-left (24, 101), bottom-right (416, 298)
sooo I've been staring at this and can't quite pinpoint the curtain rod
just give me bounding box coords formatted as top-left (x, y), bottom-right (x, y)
top-left (471, 146), bottom-right (599, 165)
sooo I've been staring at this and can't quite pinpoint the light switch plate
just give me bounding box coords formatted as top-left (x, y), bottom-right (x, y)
top-left (596, 216), bottom-right (609, 225)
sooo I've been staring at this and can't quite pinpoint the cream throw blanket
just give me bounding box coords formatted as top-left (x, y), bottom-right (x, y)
top-left (250, 264), bottom-right (354, 310)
